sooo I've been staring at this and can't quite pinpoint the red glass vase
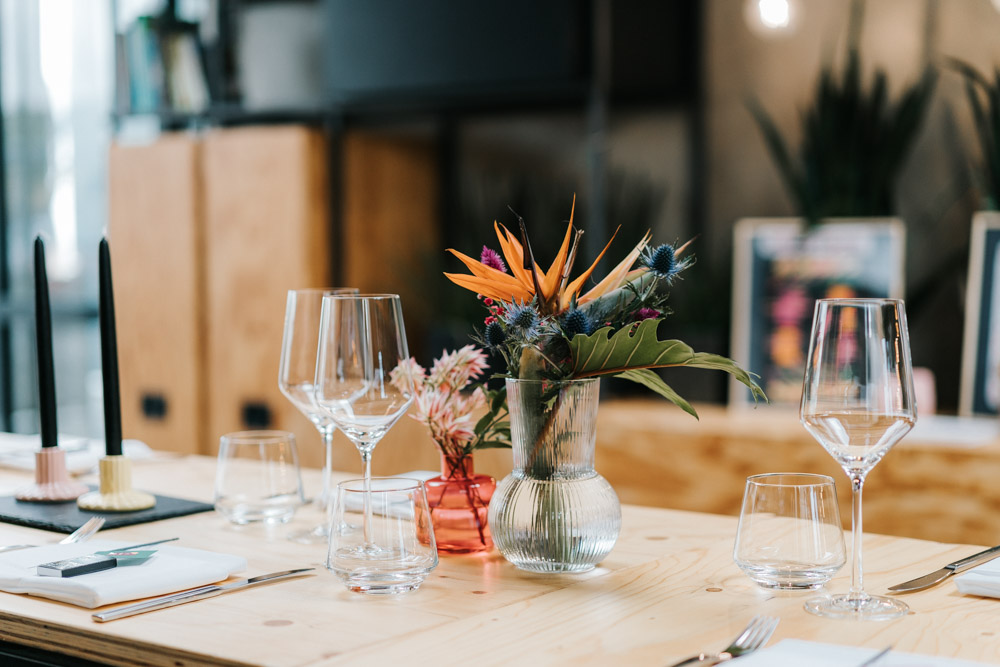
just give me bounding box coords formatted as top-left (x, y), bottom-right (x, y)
top-left (425, 454), bottom-right (496, 554)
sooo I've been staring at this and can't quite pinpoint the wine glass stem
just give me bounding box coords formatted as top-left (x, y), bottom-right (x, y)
top-left (361, 449), bottom-right (373, 548)
top-left (849, 474), bottom-right (866, 601)
top-left (319, 427), bottom-right (334, 509)
top-left (319, 427), bottom-right (334, 529)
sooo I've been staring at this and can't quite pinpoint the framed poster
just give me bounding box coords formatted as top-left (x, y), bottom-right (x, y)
top-left (960, 212), bottom-right (1000, 416)
top-left (729, 218), bottom-right (906, 408)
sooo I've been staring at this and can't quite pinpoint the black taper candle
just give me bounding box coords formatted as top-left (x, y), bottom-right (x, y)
top-left (34, 236), bottom-right (58, 448)
top-left (99, 238), bottom-right (123, 457)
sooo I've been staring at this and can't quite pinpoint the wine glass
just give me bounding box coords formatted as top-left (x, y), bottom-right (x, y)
top-left (314, 294), bottom-right (414, 548)
top-left (800, 298), bottom-right (916, 620)
top-left (278, 288), bottom-right (358, 544)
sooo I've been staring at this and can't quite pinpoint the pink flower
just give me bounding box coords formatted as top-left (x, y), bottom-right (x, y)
top-left (389, 358), bottom-right (426, 395)
top-left (480, 246), bottom-right (508, 273)
top-left (392, 346), bottom-right (492, 457)
top-left (428, 344), bottom-right (489, 391)
top-left (635, 308), bottom-right (660, 321)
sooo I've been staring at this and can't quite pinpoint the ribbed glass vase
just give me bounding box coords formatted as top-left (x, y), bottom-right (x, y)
top-left (488, 378), bottom-right (621, 573)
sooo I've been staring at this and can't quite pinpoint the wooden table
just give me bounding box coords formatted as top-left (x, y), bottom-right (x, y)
top-left (0, 456), bottom-right (997, 666)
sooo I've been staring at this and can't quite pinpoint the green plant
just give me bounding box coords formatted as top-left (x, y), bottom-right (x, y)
top-left (949, 59), bottom-right (1000, 210)
top-left (748, 5), bottom-right (936, 225)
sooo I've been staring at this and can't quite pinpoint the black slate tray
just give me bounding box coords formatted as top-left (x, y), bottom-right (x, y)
top-left (0, 489), bottom-right (213, 533)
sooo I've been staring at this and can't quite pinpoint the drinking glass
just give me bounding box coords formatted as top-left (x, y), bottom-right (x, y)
top-left (314, 294), bottom-right (414, 548)
top-left (734, 473), bottom-right (846, 589)
top-left (278, 288), bottom-right (358, 544)
top-left (326, 477), bottom-right (438, 594)
top-left (800, 298), bottom-right (916, 620)
top-left (214, 431), bottom-right (305, 525)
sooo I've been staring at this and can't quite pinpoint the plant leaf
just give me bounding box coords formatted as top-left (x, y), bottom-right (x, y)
top-left (474, 440), bottom-right (512, 450)
top-left (569, 319), bottom-right (766, 402)
top-left (615, 369), bottom-right (698, 419)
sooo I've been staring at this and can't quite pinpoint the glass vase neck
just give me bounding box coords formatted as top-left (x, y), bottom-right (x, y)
top-left (441, 453), bottom-right (474, 479)
top-left (505, 378), bottom-right (600, 480)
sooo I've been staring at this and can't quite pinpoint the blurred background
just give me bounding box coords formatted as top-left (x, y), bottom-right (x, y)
top-left (1, 0), bottom-right (999, 451)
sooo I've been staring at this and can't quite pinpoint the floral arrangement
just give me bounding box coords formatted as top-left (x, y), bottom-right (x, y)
top-left (389, 345), bottom-right (510, 460)
top-left (445, 198), bottom-right (765, 416)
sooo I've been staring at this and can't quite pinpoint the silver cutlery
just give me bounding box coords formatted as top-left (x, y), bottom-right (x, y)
top-left (0, 516), bottom-right (106, 554)
top-left (669, 615), bottom-right (779, 666)
top-left (92, 568), bottom-right (315, 622)
top-left (857, 646), bottom-right (892, 666)
top-left (888, 544), bottom-right (1000, 593)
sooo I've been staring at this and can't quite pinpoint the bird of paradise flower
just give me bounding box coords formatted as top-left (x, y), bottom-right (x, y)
top-left (444, 197), bottom-right (652, 316)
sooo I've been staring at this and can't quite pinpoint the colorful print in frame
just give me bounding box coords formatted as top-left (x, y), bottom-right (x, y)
top-left (730, 218), bottom-right (906, 408)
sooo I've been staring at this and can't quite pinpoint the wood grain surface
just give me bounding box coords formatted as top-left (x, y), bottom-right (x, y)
top-left (201, 126), bottom-right (330, 455)
top-left (109, 135), bottom-right (205, 455)
top-left (0, 457), bottom-right (995, 666)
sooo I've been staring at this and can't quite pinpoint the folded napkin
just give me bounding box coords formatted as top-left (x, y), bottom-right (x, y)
top-left (955, 556), bottom-right (1000, 598)
top-left (341, 471), bottom-right (439, 517)
top-left (0, 433), bottom-right (152, 474)
top-left (0, 540), bottom-right (246, 608)
top-left (735, 640), bottom-right (989, 666)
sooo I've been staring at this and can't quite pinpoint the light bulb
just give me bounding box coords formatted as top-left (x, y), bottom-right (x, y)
top-left (745, 0), bottom-right (800, 37)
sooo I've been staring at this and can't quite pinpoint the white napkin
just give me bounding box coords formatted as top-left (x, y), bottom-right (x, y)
top-left (955, 556), bottom-right (1000, 598)
top-left (0, 433), bottom-right (152, 474)
top-left (735, 640), bottom-right (990, 666)
top-left (341, 471), bottom-right (439, 517)
top-left (0, 540), bottom-right (246, 608)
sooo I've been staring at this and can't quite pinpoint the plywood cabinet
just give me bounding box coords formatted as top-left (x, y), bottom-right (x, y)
top-left (201, 126), bottom-right (330, 454)
top-left (109, 126), bottom-right (440, 467)
top-left (108, 135), bottom-right (205, 455)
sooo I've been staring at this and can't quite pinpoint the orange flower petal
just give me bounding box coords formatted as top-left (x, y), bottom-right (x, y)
top-left (494, 222), bottom-right (534, 290)
top-left (444, 272), bottom-right (533, 303)
top-left (560, 226), bottom-right (622, 308)
top-left (446, 249), bottom-right (532, 293)
top-left (578, 231), bottom-right (651, 306)
top-left (540, 196), bottom-right (576, 301)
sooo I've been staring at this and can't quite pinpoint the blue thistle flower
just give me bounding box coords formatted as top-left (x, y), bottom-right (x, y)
top-left (484, 321), bottom-right (507, 348)
top-left (503, 302), bottom-right (543, 340)
top-left (562, 308), bottom-right (594, 336)
top-left (642, 243), bottom-right (690, 282)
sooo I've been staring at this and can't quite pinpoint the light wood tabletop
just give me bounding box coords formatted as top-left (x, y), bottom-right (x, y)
top-left (0, 455), bottom-right (996, 666)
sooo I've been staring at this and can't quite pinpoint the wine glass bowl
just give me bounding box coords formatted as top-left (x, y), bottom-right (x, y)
top-left (800, 298), bottom-right (916, 620)
top-left (314, 295), bottom-right (414, 452)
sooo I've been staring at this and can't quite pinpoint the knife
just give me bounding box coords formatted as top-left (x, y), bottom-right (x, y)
top-left (888, 545), bottom-right (1000, 593)
top-left (91, 568), bottom-right (315, 622)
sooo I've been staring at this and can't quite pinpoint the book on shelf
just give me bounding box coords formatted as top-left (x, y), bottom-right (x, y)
top-left (120, 16), bottom-right (209, 116)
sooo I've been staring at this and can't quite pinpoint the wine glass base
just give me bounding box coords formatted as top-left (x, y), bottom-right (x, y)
top-left (804, 593), bottom-right (909, 620)
top-left (287, 523), bottom-right (329, 544)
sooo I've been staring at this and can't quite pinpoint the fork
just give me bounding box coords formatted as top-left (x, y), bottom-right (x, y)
top-left (0, 516), bottom-right (106, 554)
top-left (669, 615), bottom-right (780, 666)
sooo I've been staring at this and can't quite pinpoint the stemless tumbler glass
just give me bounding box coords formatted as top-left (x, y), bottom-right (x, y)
top-left (734, 473), bottom-right (846, 589)
top-left (214, 431), bottom-right (305, 525)
top-left (326, 477), bottom-right (438, 595)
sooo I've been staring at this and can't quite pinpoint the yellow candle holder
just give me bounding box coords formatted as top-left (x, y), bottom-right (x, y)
top-left (15, 448), bottom-right (89, 502)
top-left (77, 455), bottom-right (156, 512)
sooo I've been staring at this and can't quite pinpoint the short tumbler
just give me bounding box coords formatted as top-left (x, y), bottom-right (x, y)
top-left (326, 477), bottom-right (438, 595)
top-left (213, 430), bottom-right (305, 525)
top-left (734, 472), bottom-right (846, 590)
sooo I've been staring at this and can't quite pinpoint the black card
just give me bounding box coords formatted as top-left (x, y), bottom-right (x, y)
top-left (0, 489), bottom-right (213, 534)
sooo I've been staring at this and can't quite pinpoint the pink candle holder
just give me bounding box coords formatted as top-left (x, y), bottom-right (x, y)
top-left (14, 448), bottom-right (89, 503)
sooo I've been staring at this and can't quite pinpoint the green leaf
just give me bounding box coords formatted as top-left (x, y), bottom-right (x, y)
top-left (474, 440), bottom-right (512, 450)
top-left (616, 369), bottom-right (698, 419)
top-left (473, 410), bottom-right (494, 435)
top-left (488, 385), bottom-right (507, 413)
top-left (569, 319), bottom-right (766, 403)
